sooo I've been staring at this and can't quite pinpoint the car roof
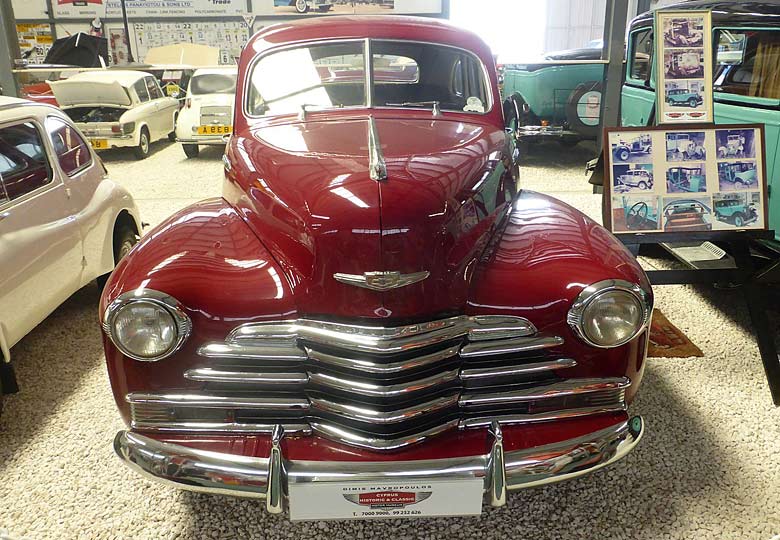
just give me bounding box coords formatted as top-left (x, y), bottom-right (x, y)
top-left (632, 1), bottom-right (780, 29)
top-left (245, 16), bottom-right (494, 67)
top-left (66, 69), bottom-right (151, 87)
top-left (0, 96), bottom-right (32, 108)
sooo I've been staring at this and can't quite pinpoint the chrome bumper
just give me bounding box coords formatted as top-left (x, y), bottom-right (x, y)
top-left (114, 416), bottom-right (644, 516)
top-left (176, 138), bottom-right (226, 146)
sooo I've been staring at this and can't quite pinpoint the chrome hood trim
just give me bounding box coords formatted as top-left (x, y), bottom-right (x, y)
top-left (367, 115), bottom-right (387, 181)
top-left (333, 270), bottom-right (430, 291)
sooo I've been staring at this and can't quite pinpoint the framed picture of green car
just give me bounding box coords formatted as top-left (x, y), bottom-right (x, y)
top-left (603, 124), bottom-right (768, 235)
top-left (655, 9), bottom-right (714, 125)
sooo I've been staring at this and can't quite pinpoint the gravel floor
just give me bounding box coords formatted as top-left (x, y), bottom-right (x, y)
top-left (1, 139), bottom-right (779, 540)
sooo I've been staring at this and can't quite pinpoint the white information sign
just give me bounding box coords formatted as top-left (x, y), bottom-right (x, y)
top-left (288, 478), bottom-right (484, 521)
top-left (53, 0), bottom-right (245, 19)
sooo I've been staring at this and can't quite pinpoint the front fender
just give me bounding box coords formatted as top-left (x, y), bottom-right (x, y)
top-left (101, 198), bottom-right (297, 423)
top-left (467, 190), bottom-right (652, 402)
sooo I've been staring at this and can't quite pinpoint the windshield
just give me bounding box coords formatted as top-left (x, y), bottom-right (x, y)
top-left (190, 73), bottom-right (237, 95)
top-left (247, 40), bottom-right (490, 116)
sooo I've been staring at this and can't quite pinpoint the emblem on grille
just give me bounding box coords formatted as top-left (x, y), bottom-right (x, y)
top-left (333, 271), bottom-right (430, 291)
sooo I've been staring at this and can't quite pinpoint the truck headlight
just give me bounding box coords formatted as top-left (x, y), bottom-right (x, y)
top-left (567, 280), bottom-right (651, 348)
top-left (103, 289), bottom-right (191, 361)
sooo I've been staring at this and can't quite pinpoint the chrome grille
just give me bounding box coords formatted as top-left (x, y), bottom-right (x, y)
top-left (128, 316), bottom-right (630, 450)
top-left (199, 106), bottom-right (231, 126)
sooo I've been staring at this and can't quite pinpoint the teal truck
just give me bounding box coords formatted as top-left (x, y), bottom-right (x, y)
top-left (502, 44), bottom-right (604, 139)
top-left (715, 197), bottom-right (759, 227)
top-left (621, 0), bottom-right (779, 240)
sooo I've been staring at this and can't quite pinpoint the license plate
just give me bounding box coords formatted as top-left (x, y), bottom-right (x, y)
top-left (197, 125), bottom-right (232, 135)
top-left (90, 139), bottom-right (109, 149)
top-left (288, 478), bottom-right (483, 521)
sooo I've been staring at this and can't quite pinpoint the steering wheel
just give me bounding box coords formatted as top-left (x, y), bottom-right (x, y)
top-left (627, 201), bottom-right (649, 228)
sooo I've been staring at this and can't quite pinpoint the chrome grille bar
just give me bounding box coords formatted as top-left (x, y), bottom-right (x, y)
top-left (308, 369), bottom-right (460, 398)
top-left (460, 358), bottom-right (577, 382)
top-left (309, 419), bottom-right (461, 451)
top-left (310, 395), bottom-right (459, 424)
top-left (184, 368), bottom-right (308, 386)
top-left (304, 344), bottom-right (459, 374)
top-left (460, 336), bottom-right (564, 358)
top-left (127, 393), bottom-right (310, 411)
top-left (198, 343), bottom-right (307, 362)
top-left (459, 378), bottom-right (630, 408)
top-left (459, 405), bottom-right (627, 429)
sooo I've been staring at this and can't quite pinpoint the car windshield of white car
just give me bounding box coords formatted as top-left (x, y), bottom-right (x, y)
top-left (190, 74), bottom-right (237, 95)
top-left (247, 40), bottom-right (490, 116)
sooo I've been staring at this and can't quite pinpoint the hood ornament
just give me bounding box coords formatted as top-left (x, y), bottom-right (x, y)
top-left (367, 116), bottom-right (387, 181)
top-left (334, 271), bottom-right (430, 292)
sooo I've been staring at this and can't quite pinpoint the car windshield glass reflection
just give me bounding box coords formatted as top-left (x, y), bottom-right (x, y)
top-left (190, 74), bottom-right (237, 95)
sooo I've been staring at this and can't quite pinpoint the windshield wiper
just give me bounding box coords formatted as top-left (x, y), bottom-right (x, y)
top-left (385, 100), bottom-right (442, 117)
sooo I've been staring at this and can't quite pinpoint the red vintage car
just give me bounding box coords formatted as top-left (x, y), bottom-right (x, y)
top-left (101, 16), bottom-right (652, 520)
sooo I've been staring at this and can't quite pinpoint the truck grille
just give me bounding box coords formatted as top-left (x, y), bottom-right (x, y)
top-left (128, 316), bottom-right (629, 451)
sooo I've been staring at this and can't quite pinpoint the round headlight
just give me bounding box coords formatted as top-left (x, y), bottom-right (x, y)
top-left (568, 280), bottom-right (651, 348)
top-left (104, 290), bottom-right (191, 361)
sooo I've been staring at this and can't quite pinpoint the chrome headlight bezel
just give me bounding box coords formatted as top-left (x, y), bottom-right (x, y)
top-left (102, 289), bottom-right (192, 362)
top-left (567, 279), bottom-right (652, 349)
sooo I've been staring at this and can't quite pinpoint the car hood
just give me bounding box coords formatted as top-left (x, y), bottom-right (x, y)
top-left (226, 114), bottom-right (510, 320)
top-left (49, 79), bottom-right (132, 107)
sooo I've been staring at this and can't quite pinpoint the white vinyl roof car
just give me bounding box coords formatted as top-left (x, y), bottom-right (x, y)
top-left (49, 70), bottom-right (179, 160)
top-left (175, 66), bottom-right (237, 158)
top-left (0, 96), bottom-right (141, 411)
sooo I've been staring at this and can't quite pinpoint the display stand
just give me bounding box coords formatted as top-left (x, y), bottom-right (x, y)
top-left (619, 230), bottom-right (780, 405)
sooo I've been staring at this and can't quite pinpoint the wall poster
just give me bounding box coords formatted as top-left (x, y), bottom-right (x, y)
top-left (655, 9), bottom-right (714, 125)
top-left (131, 22), bottom-right (247, 63)
top-left (17, 23), bottom-right (54, 64)
top-left (53, 0), bottom-right (245, 19)
top-left (604, 125), bottom-right (768, 235)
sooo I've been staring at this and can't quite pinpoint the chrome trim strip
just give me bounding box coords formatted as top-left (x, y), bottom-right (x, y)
top-left (184, 368), bottom-right (308, 385)
top-left (309, 419), bottom-right (461, 451)
top-left (459, 336), bottom-right (564, 358)
top-left (459, 377), bottom-right (631, 408)
top-left (127, 393), bottom-right (310, 410)
top-left (308, 369), bottom-right (460, 398)
top-left (266, 425), bottom-right (284, 514)
top-left (459, 405), bottom-right (627, 429)
top-left (367, 115), bottom-right (387, 181)
top-left (468, 315), bottom-right (536, 341)
top-left (488, 421), bottom-right (506, 507)
top-left (304, 344), bottom-right (459, 374)
top-left (460, 358), bottom-right (577, 381)
top-left (333, 270), bottom-right (430, 292)
top-left (129, 421), bottom-right (312, 434)
top-left (113, 416), bottom-right (644, 507)
top-left (197, 343), bottom-right (307, 362)
top-left (310, 394), bottom-right (459, 424)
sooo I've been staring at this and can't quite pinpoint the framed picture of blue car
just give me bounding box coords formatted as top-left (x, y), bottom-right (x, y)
top-left (603, 124), bottom-right (768, 234)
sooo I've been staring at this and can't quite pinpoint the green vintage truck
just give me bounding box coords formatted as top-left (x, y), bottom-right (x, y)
top-left (621, 0), bottom-right (780, 240)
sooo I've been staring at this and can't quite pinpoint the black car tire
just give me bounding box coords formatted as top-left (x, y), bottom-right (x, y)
top-left (134, 128), bottom-right (150, 160)
top-left (97, 225), bottom-right (138, 291)
top-left (734, 213), bottom-right (745, 227)
top-left (168, 113), bottom-right (178, 142)
top-left (688, 97), bottom-right (698, 108)
top-left (617, 148), bottom-right (630, 162)
top-left (638, 181), bottom-right (648, 190)
top-left (183, 144), bottom-right (200, 158)
top-left (735, 180), bottom-right (744, 189)
top-left (295, 0), bottom-right (309, 12)
top-left (565, 81), bottom-right (601, 138)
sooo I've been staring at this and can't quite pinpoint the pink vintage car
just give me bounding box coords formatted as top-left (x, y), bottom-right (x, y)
top-left (101, 17), bottom-right (652, 520)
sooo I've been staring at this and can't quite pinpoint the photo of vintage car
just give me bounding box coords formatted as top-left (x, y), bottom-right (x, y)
top-left (614, 164), bottom-right (653, 192)
top-left (174, 66), bottom-right (237, 158)
top-left (666, 86), bottom-right (703, 108)
top-left (49, 70), bottom-right (179, 160)
top-left (718, 160), bottom-right (757, 189)
top-left (101, 16), bottom-right (651, 519)
top-left (667, 166), bottom-right (706, 193)
top-left (0, 96), bottom-right (141, 413)
top-left (274, 0), bottom-right (334, 13)
top-left (664, 49), bottom-right (705, 79)
top-left (713, 193), bottom-right (760, 227)
top-left (612, 133), bottom-right (652, 162)
top-left (663, 16), bottom-right (704, 47)
top-left (716, 129), bottom-right (755, 159)
top-left (666, 132), bottom-right (706, 161)
top-left (662, 197), bottom-right (713, 231)
top-left (611, 195), bottom-right (660, 232)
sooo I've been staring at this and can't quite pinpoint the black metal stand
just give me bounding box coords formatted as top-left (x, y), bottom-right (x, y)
top-left (621, 230), bottom-right (780, 405)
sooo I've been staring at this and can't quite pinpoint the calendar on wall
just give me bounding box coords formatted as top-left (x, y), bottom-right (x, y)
top-left (131, 21), bottom-right (248, 63)
top-left (16, 23), bottom-right (54, 64)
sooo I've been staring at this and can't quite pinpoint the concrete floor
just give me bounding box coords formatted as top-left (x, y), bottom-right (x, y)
top-left (0, 138), bottom-right (779, 540)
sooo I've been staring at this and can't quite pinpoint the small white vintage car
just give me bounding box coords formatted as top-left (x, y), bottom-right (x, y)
top-left (49, 70), bottom-right (179, 160)
top-left (174, 67), bottom-right (237, 158)
top-left (0, 96), bottom-right (141, 413)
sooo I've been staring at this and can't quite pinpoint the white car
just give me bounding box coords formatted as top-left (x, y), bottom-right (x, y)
top-left (49, 70), bottom-right (179, 160)
top-left (0, 96), bottom-right (141, 412)
top-left (175, 67), bottom-right (237, 158)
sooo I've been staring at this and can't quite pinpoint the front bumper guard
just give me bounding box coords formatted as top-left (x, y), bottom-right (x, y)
top-left (114, 416), bottom-right (644, 516)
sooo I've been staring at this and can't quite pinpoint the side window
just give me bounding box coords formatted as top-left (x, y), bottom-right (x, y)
top-left (0, 121), bottom-right (52, 202)
top-left (45, 116), bottom-right (92, 176)
top-left (714, 29), bottom-right (780, 100)
top-left (134, 79), bottom-right (149, 103)
top-left (146, 77), bottom-right (163, 100)
top-left (628, 29), bottom-right (654, 84)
